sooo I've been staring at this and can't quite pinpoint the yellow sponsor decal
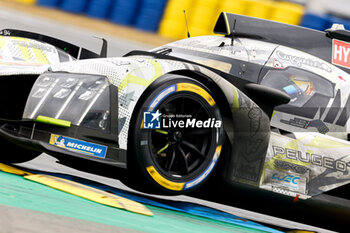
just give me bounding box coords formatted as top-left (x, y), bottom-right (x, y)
top-left (0, 37), bottom-right (6, 50)
top-left (149, 60), bottom-right (163, 83)
top-left (146, 166), bottom-right (184, 191)
top-left (118, 59), bottom-right (164, 92)
top-left (7, 37), bottom-right (49, 64)
top-left (15, 37), bottom-right (31, 61)
top-left (271, 110), bottom-right (276, 118)
top-left (118, 74), bottom-right (149, 92)
top-left (304, 136), bottom-right (350, 149)
top-left (263, 136), bottom-right (311, 179)
top-left (36, 115), bottom-right (71, 127)
top-left (32, 47), bottom-right (49, 64)
top-left (177, 83), bottom-right (215, 106)
top-left (232, 87), bottom-right (239, 112)
top-left (25, 174), bottom-right (153, 216)
top-left (49, 134), bottom-right (56, 145)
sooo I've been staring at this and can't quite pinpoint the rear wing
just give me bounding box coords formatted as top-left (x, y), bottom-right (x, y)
top-left (214, 12), bottom-right (350, 73)
top-left (0, 29), bottom-right (107, 60)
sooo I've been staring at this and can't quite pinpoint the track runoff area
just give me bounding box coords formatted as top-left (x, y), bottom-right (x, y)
top-left (0, 161), bottom-right (320, 233)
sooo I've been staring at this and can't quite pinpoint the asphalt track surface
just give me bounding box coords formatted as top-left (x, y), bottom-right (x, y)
top-left (0, 5), bottom-right (339, 233)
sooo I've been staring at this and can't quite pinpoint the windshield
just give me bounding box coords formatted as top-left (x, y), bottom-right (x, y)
top-left (261, 67), bottom-right (334, 108)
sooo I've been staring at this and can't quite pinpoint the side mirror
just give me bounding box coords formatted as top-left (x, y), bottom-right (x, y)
top-left (244, 83), bottom-right (290, 119)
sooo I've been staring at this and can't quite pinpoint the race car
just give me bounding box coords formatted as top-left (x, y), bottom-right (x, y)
top-left (1, 12), bottom-right (350, 201)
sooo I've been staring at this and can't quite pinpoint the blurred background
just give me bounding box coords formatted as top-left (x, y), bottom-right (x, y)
top-left (8, 0), bottom-right (350, 40)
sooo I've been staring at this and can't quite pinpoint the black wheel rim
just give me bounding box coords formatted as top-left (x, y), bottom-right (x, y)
top-left (148, 93), bottom-right (218, 180)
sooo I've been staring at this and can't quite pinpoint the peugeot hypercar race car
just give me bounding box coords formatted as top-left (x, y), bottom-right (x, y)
top-left (2, 12), bottom-right (350, 202)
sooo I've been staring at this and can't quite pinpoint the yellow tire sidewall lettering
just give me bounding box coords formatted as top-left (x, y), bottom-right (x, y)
top-left (146, 166), bottom-right (184, 191)
top-left (176, 83), bottom-right (215, 106)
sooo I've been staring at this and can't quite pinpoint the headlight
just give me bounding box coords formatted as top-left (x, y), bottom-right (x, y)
top-left (23, 72), bottom-right (113, 132)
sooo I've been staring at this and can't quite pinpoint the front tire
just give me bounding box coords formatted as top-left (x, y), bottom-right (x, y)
top-left (128, 76), bottom-right (224, 194)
